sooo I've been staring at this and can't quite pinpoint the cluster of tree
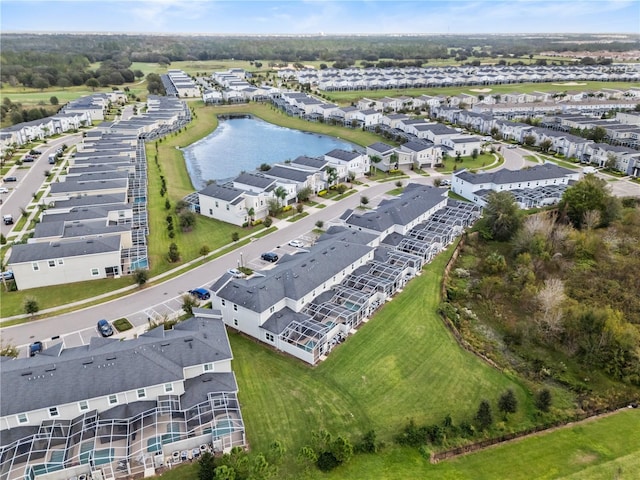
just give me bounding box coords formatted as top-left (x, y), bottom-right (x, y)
top-left (3, 33), bottom-right (633, 73)
top-left (448, 179), bottom-right (640, 389)
top-left (197, 442), bottom-right (284, 480)
top-left (0, 97), bottom-right (57, 125)
top-left (146, 73), bottom-right (166, 95)
top-left (0, 50), bottom-right (144, 91)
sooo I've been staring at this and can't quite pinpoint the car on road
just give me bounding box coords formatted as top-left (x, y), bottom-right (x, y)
top-left (261, 252), bottom-right (279, 262)
top-left (227, 268), bottom-right (245, 278)
top-left (507, 144), bottom-right (518, 149)
top-left (22, 156), bottom-right (35, 162)
top-left (440, 179), bottom-right (451, 187)
top-left (97, 319), bottom-right (114, 337)
top-left (288, 239), bottom-right (305, 248)
top-left (3, 176), bottom-right (17, 182)
top-left (188, 288), bottom-right (211, 300)
top-left (3, 214), bottom-right (14, 225)
top-left (0, 187), bottom-right (8, 194)
top-left (30, 150), bottom-right (42, 155)
top-left (29, 341), bottom-right (43, 357)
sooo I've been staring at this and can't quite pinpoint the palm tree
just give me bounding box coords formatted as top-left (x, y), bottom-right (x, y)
top-left (369, 155), bottom-right (382, 175)
top-left (247, 207), bottom-right (255, 225)
top-left (274, 186), bottom-right (287, 209)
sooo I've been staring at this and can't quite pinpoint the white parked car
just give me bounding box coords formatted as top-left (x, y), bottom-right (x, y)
top-left (288, 239), bottom-right (304, 248)
top-left (0, 187), bottom-right (9, 194)
top-left (227, 268), bottom-right (245, 278)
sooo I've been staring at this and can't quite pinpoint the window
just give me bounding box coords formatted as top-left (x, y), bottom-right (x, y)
top-left (57, 259), bottom-right (64, 265)
top-left (209, 209), bottom-right (213, 215)
top-left (269, 306), bottom-right (275, 313)
top-left (108, 395), bottom-right (118, 405)
top-left (48, 260), bottom-right (56, 268)
top-left (79, 400), bottom-right (89, 411)
top-left (137, 388), bottom-right (146, 399)
top-left (91, 268), bottom-right (100, 276)
top-left (221, 299), bottom-right (226, 307)
top-left (266, 333), bottom-right (274, 342)
top-left (215, 201), bottom-right (219, 208)
top-left (164, 383), bottom-right (174, 393)
top-left (32, 262), bottom-right (39, 271)
top-left (17, 413), bottom-right (28, 424)
top-left (49, 407), bottom-right (59, 418)
top-left (204, 363), bottom-right (214, 372)
top-left (233, 304), bottom-right (238, 311)
top-left (226, 204), bottom-right (230, 211)
top-left (233, 318), bottom-right (238, 327)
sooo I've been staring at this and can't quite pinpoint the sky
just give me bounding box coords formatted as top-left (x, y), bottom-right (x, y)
top-left (1, 0), bottom-right (638, 35)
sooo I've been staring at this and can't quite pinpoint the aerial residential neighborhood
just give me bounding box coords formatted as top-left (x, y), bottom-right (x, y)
top-left (1, 2), bottom-right (640, 479)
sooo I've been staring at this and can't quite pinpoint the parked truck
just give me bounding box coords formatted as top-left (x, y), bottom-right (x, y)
top-left (48, 154), bottom-right (56, 164)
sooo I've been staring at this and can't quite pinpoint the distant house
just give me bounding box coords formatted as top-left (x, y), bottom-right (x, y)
top-left (324, 149), bottom-right (369, 179)
top-left (198, 184), bottom-right (249, 226)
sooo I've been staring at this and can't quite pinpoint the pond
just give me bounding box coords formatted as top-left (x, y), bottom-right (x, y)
top-left (181, 116), bottom-right (359, 190)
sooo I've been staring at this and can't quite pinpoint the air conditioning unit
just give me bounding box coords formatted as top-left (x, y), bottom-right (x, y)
top-left (91, 470), bottom-right (104, 480)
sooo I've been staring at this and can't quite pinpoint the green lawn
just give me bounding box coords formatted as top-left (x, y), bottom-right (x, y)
top-left (230, 246), bottom-right (543, 469)
top-left (319, 409), bottom-right (640, 479)
top-left (436, 152), bottom-right (499, 173)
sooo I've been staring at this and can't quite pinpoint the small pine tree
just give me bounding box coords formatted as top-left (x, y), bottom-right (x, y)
top-left (498, 389), bottom-right (518, 417)
top-left (535, 388), bottom-right (552, 412)
top-left (475, 399), bottom-right (493, 430)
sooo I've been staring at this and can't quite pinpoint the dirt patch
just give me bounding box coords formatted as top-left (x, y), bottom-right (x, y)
top-left (552, 82), bottom-right (587, 86)
top-left (571, 451), bottom-right (599, 465)
top-left (470, 88), bottom-right (493, 93)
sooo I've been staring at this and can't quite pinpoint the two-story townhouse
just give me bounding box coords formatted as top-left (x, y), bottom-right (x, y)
top-left (451, 163), bottom-right (580, 208)
top-left (324, 149), bottom-right (369, 179)
top-left (0, 314), bottom-right (245, 480)
top-left (198, 184), bottom-right (248, 226)
top-left (397, 141), bottom-right (438, 169)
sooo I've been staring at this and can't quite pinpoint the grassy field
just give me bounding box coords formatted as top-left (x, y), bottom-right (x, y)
top-left (228, 245), bottom-right (569, 472)
top-left (436, 152), bottom-right (499, 173)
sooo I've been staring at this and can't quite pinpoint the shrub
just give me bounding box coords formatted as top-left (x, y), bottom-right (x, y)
top-left (318, 190), bottom-right (328, 196)
top-left (263, 217), bottom-right (273, 228)
top-left (231, 232), bottom-right (240, 242)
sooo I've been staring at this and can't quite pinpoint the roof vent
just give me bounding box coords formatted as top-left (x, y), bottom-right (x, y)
top-left (160, 342), bottom-right (170, 347)
top-left (52, 243), bottom-right (60, 247)
top-left (184, 338), bottom-right (193, 342)
top-left (21, 371), bottom-right (32, 377)
top-left (106, 356), bottom-right (116, 361)
top-left (45, 366), bottom-right (56, 372)
top-left (82, 361), bottom-right (93, 365)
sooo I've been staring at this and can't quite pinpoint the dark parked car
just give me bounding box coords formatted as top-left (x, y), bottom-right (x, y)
top-left (261, 252), bottom-right (279, 262)
top-left (188, 288), bottom-right (211, 300)
top-left (29, 341), bottom-right (43, 357)
top-left (3, 176), bottom-right (17, 182)
top-left (97, 319), bottom-right (114, 337)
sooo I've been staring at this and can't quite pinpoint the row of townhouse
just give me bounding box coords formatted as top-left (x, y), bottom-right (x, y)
top-left (196, 148), bottom-right (369, 226)
top-left (6, 96), bottom-right (192, 290)
top-left (208, 184), bottom-right (481, 364)
top-left (204, 69), bottom-right (280, 104)
top-left (451, 162), bottom-right (582, 209)
top-left (433, 106), bottom-right (640, 177)
top-left (0, 312), bottom-right (246, 480)
top-left (0, 93), bottom-right (129, 152)
top-left (161, 69), bottom-right (201, 98)
top-left (279, 64), bottom-right (640, 91)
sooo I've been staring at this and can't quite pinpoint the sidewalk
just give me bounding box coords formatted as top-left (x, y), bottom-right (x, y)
top-left (1, 171), bottom-right (437, 324)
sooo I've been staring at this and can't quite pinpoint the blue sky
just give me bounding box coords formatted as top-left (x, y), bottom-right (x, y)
top-left (1, 0), bottom-right (638, 35)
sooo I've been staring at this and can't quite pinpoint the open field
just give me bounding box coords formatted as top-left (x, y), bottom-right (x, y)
top-left (228, 245), bottom-right (574, 472)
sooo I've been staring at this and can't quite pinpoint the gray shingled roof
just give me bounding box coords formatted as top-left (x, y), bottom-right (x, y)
top-left (214, 235), bottom-right (373, 312)
top-left (345, 184), bottom-right (447, 233)
top-left (50, 193), bottom-right (127, 209)
top-left (291, 156), bottom-right (327, 170)
top-left (401, 141), bottom-right (434, 152)
top-left (264, 165), bottom-right (313, 183)
top-left (262, 307), bottom-right (311, 334)
top-left (367, 142), bottom-right (395, 154)
top-left (199, 183), bottom-right (244, 201)
top-left (49, 179), bottom-right (128, 194)
top-left (8, 236), bottom-right (121, 264)
top-left (0, 317), bottom-right (232, 417)
top-left (454, 163), bottom-right (576, 185)
top-left (234, 172), bottom-right (275, 189)
top-left (325, 149), bottom-right (360, 162)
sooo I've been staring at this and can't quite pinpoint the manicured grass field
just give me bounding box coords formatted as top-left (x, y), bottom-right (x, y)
top-left (230, 247), bottom-right (540, 464)
top-left (436, 152), bottom-right (498, 173)
top-left (318, 409), bottom-right (640, 480)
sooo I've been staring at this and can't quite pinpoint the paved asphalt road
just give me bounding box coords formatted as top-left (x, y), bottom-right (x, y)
top-left (2, 175), bottom-right (438, 352)
top-left (1, 135), bottom-right (83, 238)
